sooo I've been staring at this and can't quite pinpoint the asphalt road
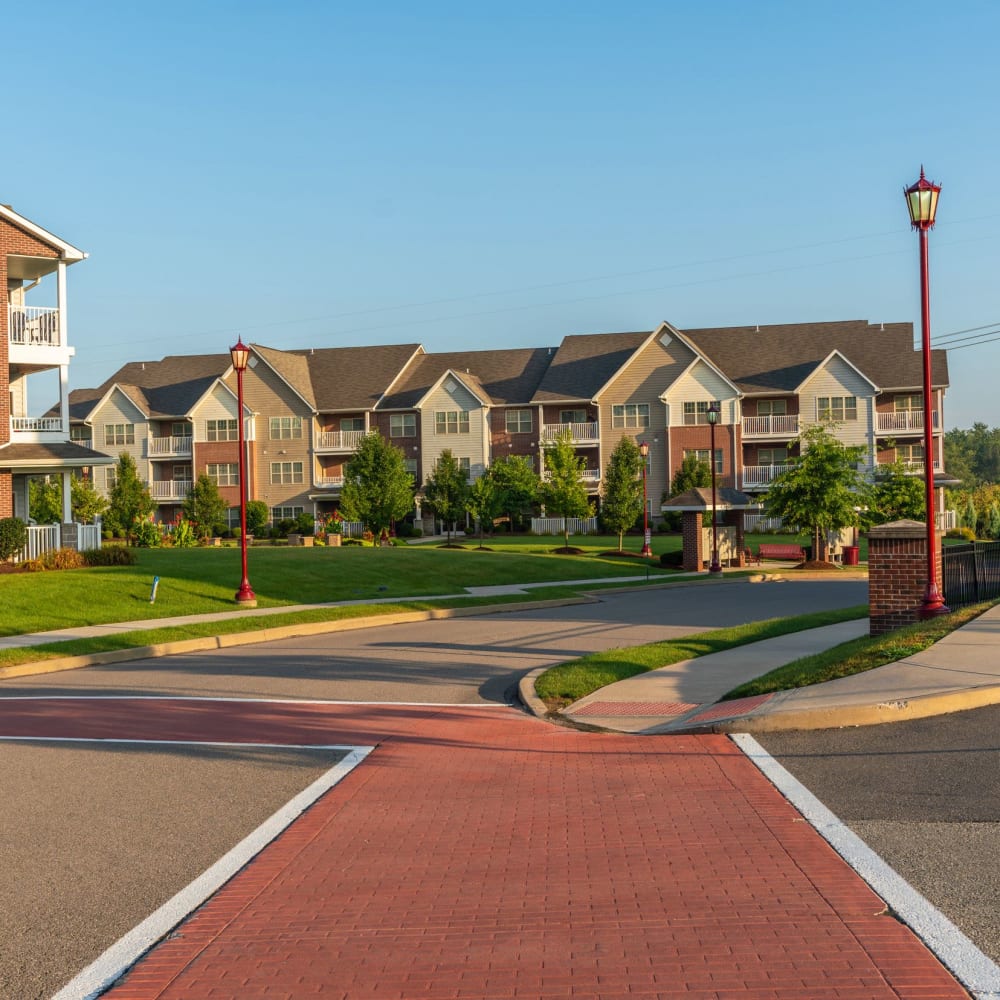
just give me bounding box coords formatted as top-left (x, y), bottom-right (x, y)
top-left (0, 578), bottom-right (869, 998)
top-left (758, 706), bottom-right (1000, 964)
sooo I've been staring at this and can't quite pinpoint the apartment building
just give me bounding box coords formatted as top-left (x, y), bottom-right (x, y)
top-left (69, 319), bottom-right (949, 528)
top-left (0, 204), bottom-right (113, 524)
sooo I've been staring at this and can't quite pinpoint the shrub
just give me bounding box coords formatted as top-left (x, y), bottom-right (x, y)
top-left (244, 500), bottom-right (269, 537)
top-left (659, 550), bottom-right (683, 567)
top-left (342, 537), bottom-right (364, 546)
top-left (276, 518), bottom-right (295, 538)
top-left (83, 545), bottom-right (137, 566)
top-left (946, 526), bottom-right (976, 542)
top-left (133, 519), bottom-right (163, 548)
top-left (294, 512), bottom-right (315, 535)
top-left (22, 547), bottom-right (86, 571)
top-left (0, 517), bottom-right (28, 561)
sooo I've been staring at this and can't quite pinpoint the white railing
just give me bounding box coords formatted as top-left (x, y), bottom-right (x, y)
top-left (744, 514), bottom-right (787, 532)
top-left (15, 522), bottom-right (102, 562)
top-left (543, 469), bottom-right (601, 484)
top-left (742, 415), bottom-right (799, 438)
top-left (341, 520), bottom-right (365, 538)
top-left (876, 410), bottom-right (939, 433)
top-left (938, 510), bottom-right (958, 531)
top-left (873, 461), bottom-right (943, 476)
top-left (741, 464), bottom-right (791, 488)
top-left (11, 416), bottom-right (64, 432)
top-left (8, 305), bottom-right (61, 347)
top-left (149, 435), bottom-right (193, 457)
top-left (78, 523), bottom-right (102, 550)
top-left (316, 429), bottom-right (368, 450)
top-left (530, 516), bottom-right (598, 535)
top-left (315, 475), bottom-right (345, 488)
top-left (541, 422), bottom-right (599, 443)
top-left (150, 480), bottom-right (193, 500)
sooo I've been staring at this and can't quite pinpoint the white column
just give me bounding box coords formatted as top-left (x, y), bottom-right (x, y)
top-left (57, 260), bottom-right (68, 346)
top-left (62, 470), bottom-right (73, 522)
top-left (60, 364), bottom-right (70, 433)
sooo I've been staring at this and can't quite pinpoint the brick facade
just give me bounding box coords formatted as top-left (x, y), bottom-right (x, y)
top-left (669, 424), bottom-right (736, 489)
top-left (867, 520), bottom-right (943, 635)
top-left (681, 511), bottom-right (704, 571)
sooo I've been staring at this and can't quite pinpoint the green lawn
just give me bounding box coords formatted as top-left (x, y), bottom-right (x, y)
top-left (0, 544), bottom-right (674, 637)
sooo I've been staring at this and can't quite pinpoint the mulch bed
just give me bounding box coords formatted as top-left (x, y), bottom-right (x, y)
top-left (796, 560), bottom-right (845, 571)
top-left (551, 546), bottom-right (587, 555)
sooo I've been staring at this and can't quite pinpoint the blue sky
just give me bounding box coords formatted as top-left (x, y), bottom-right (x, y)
top-left (9, 1), bottom-right (1000, 428)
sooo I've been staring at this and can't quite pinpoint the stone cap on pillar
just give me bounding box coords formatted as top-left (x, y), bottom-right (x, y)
top-left (660, 487), bottom-right (754, 512)
top-left (867, 519), bottom-right (928, 539)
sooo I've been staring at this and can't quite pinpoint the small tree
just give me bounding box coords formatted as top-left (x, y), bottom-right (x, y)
top-left (540, 428), bottom-right (593, 550)
top-left (106, 452), bottom-right (155, 542)
top-left (867, 459), bottom-right (925, 526)
top-left (600, 438), bottom-right (644, 552)
top-left (340, 433), bottom-right (414, 542)
top-left (465, 471), bottom-right (504, 548)
top-left (29, 477), bottom-right (63, 524)
top-left (0, 517), bottom-right (28, 562)
top-left (245, 500), bottom-right (269, 537)
top-left (988, 501), bottom-right (1000, 540)
top-left (764, 423), bottom-right (866, 562)
top-left (489, 454), bottom-right (540, 530)
top-left (671, 453), bottom-right (712, 494)
top-left (423, 449), bottom-right (470, 544)
top-left (183, 473), bottom-right (229, 538)
top-left (72, 476), bottom-right (108, 525)
top-left (964, 494), bottom-right (978, 536)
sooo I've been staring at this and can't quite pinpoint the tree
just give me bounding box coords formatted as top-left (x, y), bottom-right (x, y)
top-left (340, 433), bottom-right (414, 542)
top-left (764, 423), bottom-right (866, 562)
top-left (670, 453), bottom-right (712, 495)
top-left (29, 477), bottom-right (62, 524)
top-left (245, 500), bottom-right (269, 537)
top-left (488, 454), bottom-right (540, 530)
top-left (422, 450), bottom-right (470, 545)
top-left (866, 460), bottom-right (925, 526)
top-left (106, 452), bottom-right (155, 541)
top-left (600, 438), bottom-right (644, 552)
top-left (183, 473), bottom-right (229, 537)
top-left (989, 501), bottom-right (1000, 540)
top-left (465, 471), bottom-right (504, 548)
top-left (71, 476), bottom-right (108, 525)
top-left (539, 428), bottom-right (593, 550)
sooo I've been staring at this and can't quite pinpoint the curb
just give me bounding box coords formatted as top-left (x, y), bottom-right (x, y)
top-left (518, 667), bottom-right (552, 720)
top-left (0, 596), bottom-right (596, 682)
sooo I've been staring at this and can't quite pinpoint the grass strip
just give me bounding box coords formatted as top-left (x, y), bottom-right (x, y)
top-left (534, 605), bottom-right (869, 708)
top-left (722, 600), bottom-right (996, 700)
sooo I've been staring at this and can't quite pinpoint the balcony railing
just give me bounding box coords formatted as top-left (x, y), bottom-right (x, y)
top-left (149, 435), bottom-right (193, 457)
top-left (543, 469), bottom-right (601, 484)
top-left (314, 475), bottom-right (345, 489)
top-left (742, 415), bottom-right (799, 438)
top-left (874, 460), bottom-right (942, 476)
top-left (315, 429), bottom-right (368, 451)
top-left (541, 422), bottom-right (599, 444)
top-left (876, 410), bottom-right (940, 434)
top-left (150, 480), bottom-right (192, 501)
top-left (8, 305), bottom-right (61, 347)
top-left (741, 464), bottom-right (792, 488)
top-left (11, 416), bottom-right (64, 432)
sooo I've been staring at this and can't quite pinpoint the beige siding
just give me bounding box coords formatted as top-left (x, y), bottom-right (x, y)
top-left (419, 379), bottom-right (487, 482)
top-left (799, 356), bottom-right (875, 457)
top-left (195, 384), bottom-right (242, 438)
top-left (91, 389), bottom-right (148, 495)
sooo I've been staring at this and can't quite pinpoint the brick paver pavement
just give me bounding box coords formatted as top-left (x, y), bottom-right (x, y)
top-left (7, 698), bottom-right (968, 1000)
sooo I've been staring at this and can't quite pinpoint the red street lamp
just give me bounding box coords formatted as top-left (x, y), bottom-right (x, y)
top-left (904, 168), bottom-right (949, 618)
top-left (706, 402), bottom-right (722, 575)
top-left (638, 440), bottom-right (652, 556)
top-left (230, 337), bottom-right (257, 608)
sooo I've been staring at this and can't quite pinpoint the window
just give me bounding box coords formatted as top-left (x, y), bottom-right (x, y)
top-left (403, 458), bottom-right (418, 478)
top-left (271, 506), bottom-right (304, 522)
top-left (757, 448), bottom-right (787, 466)
top-left (390, 413), bottom-right (416, 437)
top-left (683, 448), bottom-right (723, 473)
top-left (269, 416), bottom-right (303, 440)
top-left (105, 467), bottom-right (117, 490)
top-left (104, 423), bottom-right (135, 446)
top-left (506, 409), bottom-right (533, 433)
top-left (559, 409), bottom-right (587, 425)
top-left (435, 410), bottom-right (470, 434)
top-left (208, 463), bottom-right (239, 486)
top-left (173, 464), bottom-right (192, 481)
top-left (757, 400), bottom-right (787, 417)
top-left (207, 419), bottom-right (238, 441)
top-left (70, 425), bottom-right (90, 442)
top-left (171, 421), bottom-right (192, 437)
top-left (817, 396), bottom-right (857, 421)
top-left (612, 403), bottom-right (650, 428)
top-left (894, 394), bottom-right (922, 412)
top-left (895, 443), bottom-right (924, 464)
top-left (341, 417), bottom-right (365, 432)
top-left (270, 461), bottom-right (304, 485)
top-left (458, 457), bottom-right (471, 477)
top-left (682, 401), bottom-right (718, 426)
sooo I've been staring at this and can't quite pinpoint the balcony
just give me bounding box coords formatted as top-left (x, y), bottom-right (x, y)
top-left (150, 480), bottom-right (192, 501)
top-left (876, 410), bottom-right (940, 434)
top-left (741, 464), bottom-right (791, 489)
top-left (541, 422), bottom-right (599, 445)
top-left (315, 429), bottom-right (368, 452)
top-left (742, 415), bottom-right (799, 439)
top-left (544, 468), bottom-right (601, 485)
top-left (314, 475), bottom-right (345, 489)
top-left (874, 460), bottom-right (942, 476)
top-left (11, 416), bottom-right (63, 433)
top-left (149, 435), bottom-right (193, 458)
top-left (8, 305), bottom-right (61, 347)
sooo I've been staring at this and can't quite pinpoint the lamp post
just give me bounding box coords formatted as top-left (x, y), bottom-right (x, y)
top-left (639, 440), bottom-right (652, 556)
top-left (706, 402), bottom-right (722, 575)
top-left (904, 168), bottom-right (948, 617)
top-left (230, 337), bottom-right (256, 608)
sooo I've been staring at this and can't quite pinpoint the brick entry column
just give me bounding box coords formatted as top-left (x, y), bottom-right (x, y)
top-left (868, 519), bottom-right (942, 636)
top-left (681, 511), bottom-right (704, 572)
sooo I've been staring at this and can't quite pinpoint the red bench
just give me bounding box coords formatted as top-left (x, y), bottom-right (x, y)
top-left (757, 543), bottom-right (806, 561)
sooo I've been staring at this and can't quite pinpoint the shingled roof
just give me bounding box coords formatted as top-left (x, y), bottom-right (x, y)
top-left (531, 332), bottom-right (650, 403)
top-left (681, 321), bottom-right (948, 394)
top-left (377, 347), bottom-right (554, 410)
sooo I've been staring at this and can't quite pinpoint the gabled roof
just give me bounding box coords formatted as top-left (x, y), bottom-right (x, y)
top-left (251, 344), bottom-right (317, 410)
top-left (660, 486), bottom-right (755, 511)
top-left (531, 332), bottom-right (649, 404)
top-left (413, 368), bottom-right (494, 409)
top-left (795, 349), bottom-right (879, 394)
top-left (377, 347), bottom-right (553, 410)
top-left (0, 204), bottom-right (87, 261)
top-left (681, 321), bottom-right (948, 394)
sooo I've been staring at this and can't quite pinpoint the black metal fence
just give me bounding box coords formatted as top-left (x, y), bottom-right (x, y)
top-left (942, 540), bottom-right (1000, 608)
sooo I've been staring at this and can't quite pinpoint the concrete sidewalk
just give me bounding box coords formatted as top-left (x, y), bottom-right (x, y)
top-left (539, 602), bottom-right (1000, 734)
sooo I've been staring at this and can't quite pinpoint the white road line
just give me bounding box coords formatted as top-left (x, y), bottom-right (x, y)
top-left (50, 742), bottom-right (374, 1000)
top-left (0, 694), bottom-right (509, 706)
top-left (733, 732), bottom-right (1000, 1000)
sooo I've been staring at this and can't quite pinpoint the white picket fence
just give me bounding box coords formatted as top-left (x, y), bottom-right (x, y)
top-left (530, 516), bottom-right (598, 535)
top-left (16, 523), bottom-right (102, 562)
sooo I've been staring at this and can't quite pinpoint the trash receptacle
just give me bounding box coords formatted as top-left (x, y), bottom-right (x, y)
top-left (802, 545), bottom-right (812, 561)
top-left (842, 544), bottom-right (860, 566)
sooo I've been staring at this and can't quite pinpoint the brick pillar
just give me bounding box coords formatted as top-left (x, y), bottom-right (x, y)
top-left (868, 519), bottom-right (943, 636)
top-left (681, 511), bottom-right (704, 571)
top-left (0, 471), bottom-right (11, 519)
